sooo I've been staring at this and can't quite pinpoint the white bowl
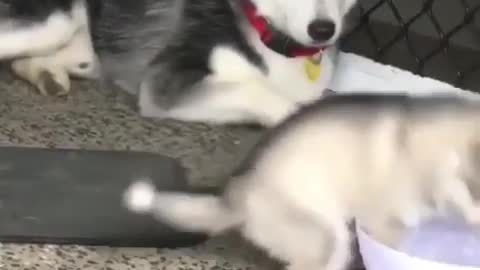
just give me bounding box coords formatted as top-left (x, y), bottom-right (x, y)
top-left (356, 220), bottom-right (480, 270)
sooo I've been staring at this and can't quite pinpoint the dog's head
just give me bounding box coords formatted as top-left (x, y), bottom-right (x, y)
top-left (249, 0), bottom-right (357, 46)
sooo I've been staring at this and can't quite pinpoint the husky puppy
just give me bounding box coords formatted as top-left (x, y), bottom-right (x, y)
top-left (0, 0), bottom-right (357, 126)
top-left (124, 93), bottom-right (480, 270)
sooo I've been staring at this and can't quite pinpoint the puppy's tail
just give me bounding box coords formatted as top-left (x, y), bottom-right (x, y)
top-left (123, 180), bottom-right (242, 235)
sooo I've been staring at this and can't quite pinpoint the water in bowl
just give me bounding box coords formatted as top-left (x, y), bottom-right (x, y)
top-left (398, 216), bottom-right (480, 267)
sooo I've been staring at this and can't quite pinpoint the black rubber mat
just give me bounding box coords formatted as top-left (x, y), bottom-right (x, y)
top-left (0, 147), bottom-right (208, 247)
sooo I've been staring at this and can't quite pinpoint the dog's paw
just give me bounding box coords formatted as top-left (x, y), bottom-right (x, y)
top-left (11, 58), bottom-right (71, 96)
top-left (137, 81), bottom-right (170, 119)
top-left (37, 68), bottom-right (71, 96)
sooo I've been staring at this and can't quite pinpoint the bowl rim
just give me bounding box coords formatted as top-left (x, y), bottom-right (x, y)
top-left (355, 223), bottom-right (480, 270)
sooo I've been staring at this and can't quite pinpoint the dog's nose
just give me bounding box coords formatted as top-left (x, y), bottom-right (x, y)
top-left (307, 19), bottom-right (336, 42)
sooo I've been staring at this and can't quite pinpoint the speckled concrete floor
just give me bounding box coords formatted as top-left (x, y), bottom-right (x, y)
top-left (0, 67), bottom-right (364, 270)
top-left (0, 66), bottom-right (268, 270)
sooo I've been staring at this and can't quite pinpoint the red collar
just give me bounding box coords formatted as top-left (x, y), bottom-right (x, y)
top-left (241, 0), bottom-right (324, 58)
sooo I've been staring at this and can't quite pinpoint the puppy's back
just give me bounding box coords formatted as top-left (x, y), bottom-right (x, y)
top-left (234, 93), bottom-right (477, 198)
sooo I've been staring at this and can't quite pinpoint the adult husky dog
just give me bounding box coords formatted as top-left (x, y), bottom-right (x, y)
top-left (125, 93), bottom-right (480, 270)
top-left (0, 0), bottom-right (357, 126)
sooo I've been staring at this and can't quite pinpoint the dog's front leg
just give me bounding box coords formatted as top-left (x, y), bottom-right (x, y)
top-left (139, 78), bottom-right (299, 127)
top-left (139, 46), bottom-right (299, 126)
top-left (0, 0), bottom-right (89, 60)
top-left (11, 58), bottom-right (71, 96)
top-left (10, 24), bottom-right (98, 96)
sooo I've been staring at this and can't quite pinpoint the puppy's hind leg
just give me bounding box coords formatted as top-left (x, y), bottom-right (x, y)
top-left (242, 195), bottom-right (352, 270)
top-left (287, 234), bottom-right (352, 270)
top-left (321, 221), bottom-right (353, 270)
top-left (270, 219), bottom-right (352, 270)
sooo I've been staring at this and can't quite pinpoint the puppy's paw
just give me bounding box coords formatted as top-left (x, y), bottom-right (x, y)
top-left (465, 205), bottom-right (480, 225)
top-left (11, 58), bottom-right (71, 96)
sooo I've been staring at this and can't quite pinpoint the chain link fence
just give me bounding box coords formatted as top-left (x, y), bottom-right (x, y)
top-left (341, 0), bottom-right (480, 92)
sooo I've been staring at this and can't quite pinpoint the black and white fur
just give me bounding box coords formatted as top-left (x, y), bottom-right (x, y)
top-left (0, 0), bottom-right (98, 95)
top-left (0, 0), bottom-right (357, 126)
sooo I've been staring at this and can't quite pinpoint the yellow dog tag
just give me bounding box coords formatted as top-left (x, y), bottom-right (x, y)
top-left (304, 56), bottom-right (322, 82)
